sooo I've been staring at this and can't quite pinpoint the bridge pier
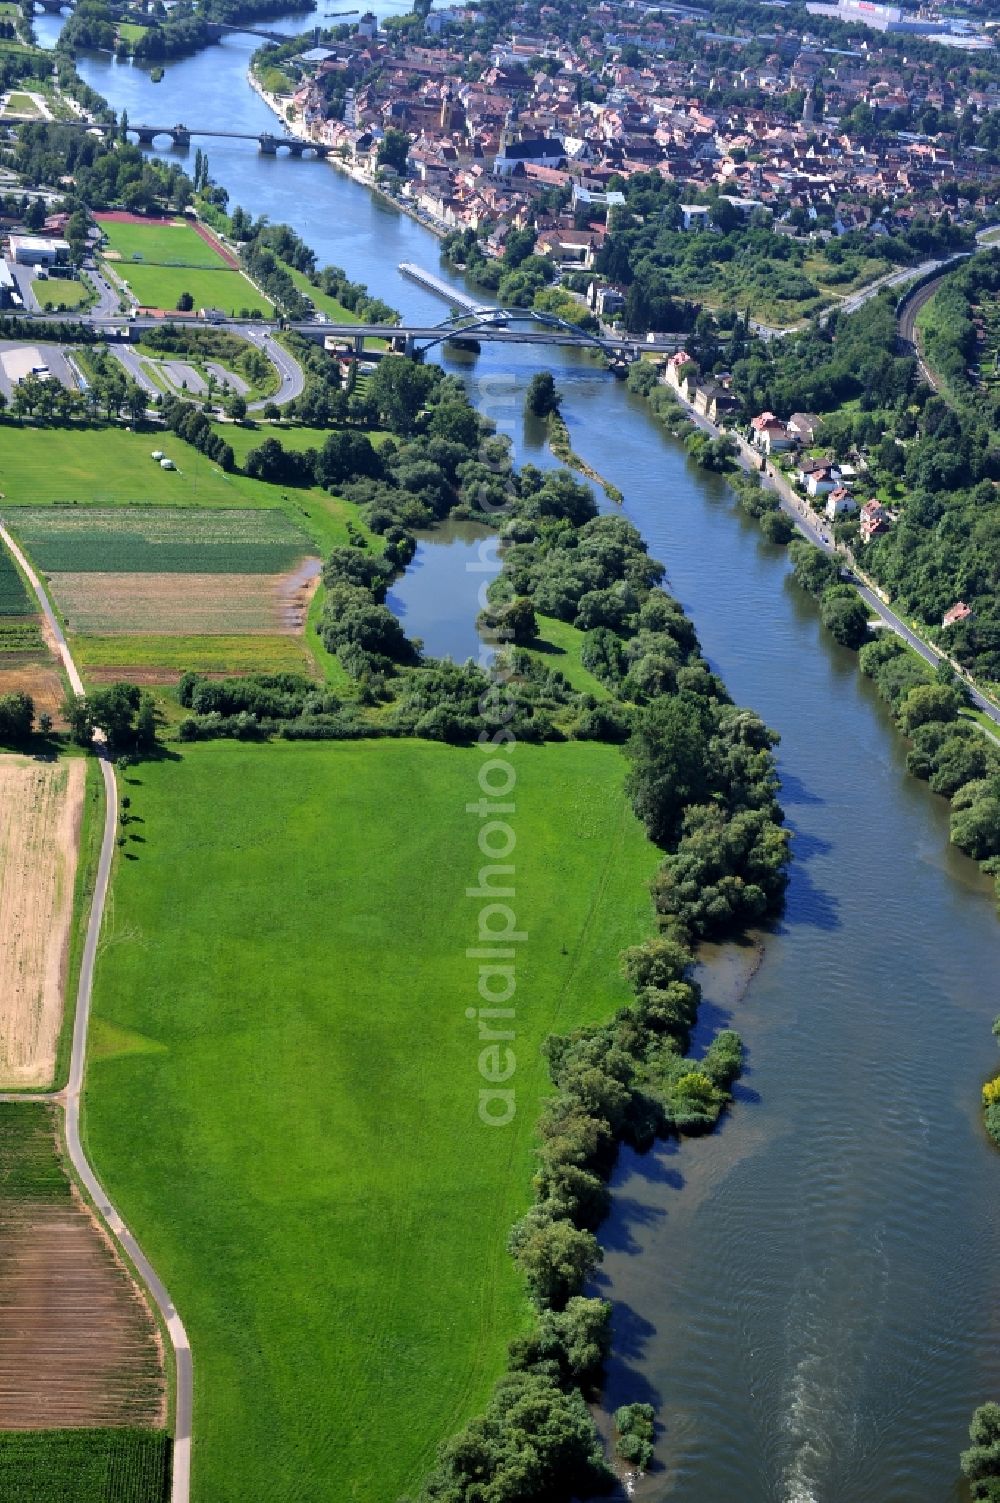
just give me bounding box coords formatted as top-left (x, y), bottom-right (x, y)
top-left (258, 135), bottom-right (278, 155)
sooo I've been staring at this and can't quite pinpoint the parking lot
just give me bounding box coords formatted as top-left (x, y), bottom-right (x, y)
top-left (0, 342), bottom-right (80, 401)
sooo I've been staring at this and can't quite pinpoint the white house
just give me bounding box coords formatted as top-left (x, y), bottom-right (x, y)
top-left (680, 204), bottom-right (712, 231)
top-left (825, 487), bottom-right (857, 520)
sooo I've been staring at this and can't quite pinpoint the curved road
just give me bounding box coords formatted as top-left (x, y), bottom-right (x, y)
top-left (0, 520), bottom-right (192, 1503)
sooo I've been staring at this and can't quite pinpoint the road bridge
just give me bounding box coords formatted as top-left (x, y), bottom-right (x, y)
top-left (314, 307), bottom-right (685, 360)
top-left (0, 115), bottom-right (332, 156)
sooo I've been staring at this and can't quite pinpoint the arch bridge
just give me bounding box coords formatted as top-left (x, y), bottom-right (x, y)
top-left (378, 306), bottom-right (647, 362)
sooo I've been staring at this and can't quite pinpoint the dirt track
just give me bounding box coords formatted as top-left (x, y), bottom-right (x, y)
top-left (0, 757), bottom-right (84, 1088)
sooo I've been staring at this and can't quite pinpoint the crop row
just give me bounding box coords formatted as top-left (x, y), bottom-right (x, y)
top-left (0, 1429), bottom-right (170, 1503)
top-left (0, 619), bottom-right (44, 653)
top-left (0, 540), bottom-right (32, 616)
top-left (8, 507), bottom-right (312, 575)
top-left (0, 1104), bottom-right (72, 1202)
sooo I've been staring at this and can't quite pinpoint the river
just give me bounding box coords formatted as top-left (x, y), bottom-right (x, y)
top-left (64, 18), bottom-right (1000, 1502)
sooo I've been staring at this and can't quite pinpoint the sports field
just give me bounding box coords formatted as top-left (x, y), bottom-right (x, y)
top-left (99, 219), bottom-right (225, 269)
top-left (99, 217), bottom-right (270, 316)
top-left (87, 739), bottom-right (657, 1503)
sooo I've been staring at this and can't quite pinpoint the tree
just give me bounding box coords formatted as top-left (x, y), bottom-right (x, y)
top-left (525, 370), bottom-right (561, 419)
top-left (377, 127), bottom-right (410, 175)
top-left (227, 393), bottom-right (248, 422)
top-left (897, 682), bottom-right (961, 734)
top-left (819, 589), bottom-right (870, 650)
top-left (0, 691), bottom-right (33, 742)
top-left (176, 290), bottom-right (194, 312)
top-left (25, 196), bottom-right (45, 233)
top-left (369, 357), bottom-right (434, 434)
top-left (481, 596), bottom-right (538, 645)
top-left (428, 400), bottom-right (480, 449)
top-left (508, 1210), bottom-right (602, 1309)
top-left (625, 695), bottom-right (711, 846)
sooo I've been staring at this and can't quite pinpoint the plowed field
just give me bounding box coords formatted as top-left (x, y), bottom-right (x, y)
top-left (0, 1105), bottom-right (165, 1430)
top-left (49, 561), bottom-right (320, 635)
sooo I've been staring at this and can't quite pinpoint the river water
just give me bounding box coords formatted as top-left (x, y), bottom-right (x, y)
top-left (65, 20), bottom-right (1000, 1503)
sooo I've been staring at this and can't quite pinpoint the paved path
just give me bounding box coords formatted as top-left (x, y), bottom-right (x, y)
top-left (0, 519), bottom-right (193, 1503)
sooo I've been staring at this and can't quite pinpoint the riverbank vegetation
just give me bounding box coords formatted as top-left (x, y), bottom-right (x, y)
top-left (788, 537), bottom-right (1000, 900)
top-left (961, 1403), bottom-right (1000, 1501)
top-left (983, 1019), bottom-right (1000, 1150)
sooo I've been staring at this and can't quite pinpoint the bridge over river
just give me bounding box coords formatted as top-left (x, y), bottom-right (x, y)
top-left (0, 115), bottom-right (332, 156)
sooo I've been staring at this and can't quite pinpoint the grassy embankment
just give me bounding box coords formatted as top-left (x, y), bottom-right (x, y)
top-left (98, 218), bottom-right (272, 317)
top-left (85, 738), bottom-right (657, 1503)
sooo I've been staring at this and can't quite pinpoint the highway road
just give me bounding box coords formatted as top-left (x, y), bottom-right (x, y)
top-left (0, 520), bottom-right (193, 1503)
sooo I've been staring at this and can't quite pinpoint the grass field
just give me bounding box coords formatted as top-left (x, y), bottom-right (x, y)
top-left (8, 507), bottom-right (313, 574)
top-left (119, 265), bottom-right (272, 317)
top-left (100, 219), bottom-right (232, 272)
top-left (2, 92), bottom-right (42, 117)
top-left (87, 739), bottom-right (657, 1503)
top-left (0, 1430), bottom-right (170, 1503)
top-left (526, 614), bottom-right (609, 698)
top-left (73, 633), bottom-right (317, 677)
top-left (0, 427), bottom-right (371, 556)
top-left (213, 421), bottom-right (395, 465)
top-left (284, 263), bottom-right (361, 324)
top-left (32, 277), bottom-right (91, 311)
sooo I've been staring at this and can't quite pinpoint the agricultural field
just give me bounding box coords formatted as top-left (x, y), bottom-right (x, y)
top-left (0, 1430), bottom-right (170, 1503)
top-left (74, 633), bottom-right (317, 679)
top-left (50, 565), bottom-right (319, 635)
top-left (0, 535), bottom-right (32, 615)
top-left (0, 757), bottom-right (84, 1087)
top-left (0, 426), bottom-right (370, 556)
top-left (86, 739), bottom-right (658, 1503)
top-left (0, 1103), bottom-right (165, 1429)
top-left (7, 506), bottom-right (313, 574)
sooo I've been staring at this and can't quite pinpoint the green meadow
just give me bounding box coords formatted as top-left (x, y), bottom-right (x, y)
top-left (0, 427), bottom-right (371, 555)
top-left (85, 739), bottom-right (656, 1503)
